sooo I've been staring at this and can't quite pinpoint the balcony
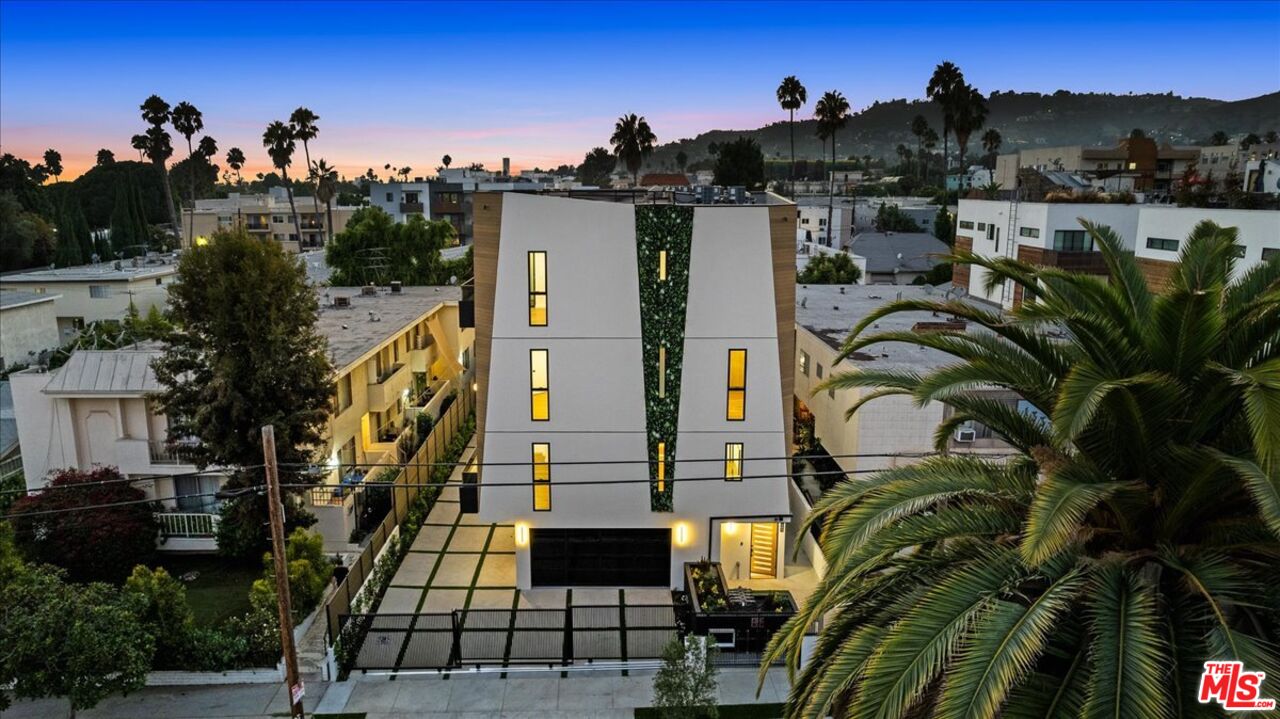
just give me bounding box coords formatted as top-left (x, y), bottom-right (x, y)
top-left (409, 338), bottom-right (436, 373)
top-left (367, 362), bottom-right (410, 410)
top-left (157, 511), bottom-right (220, 538)
top-left (400, 201), bottom-right (425, 214)
top-left (149, 439), bottom-right (198, 465)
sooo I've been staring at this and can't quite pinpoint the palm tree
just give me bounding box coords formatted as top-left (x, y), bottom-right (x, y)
top-left (776, 76), bottom-right (807, 182)
top-left (610, 113), bottom-right (657, 187)
top-left (130, 134), bottom-right (149, 162)
top-left (441, 154), bottom-right (452, 169)
top-left (981, 127), bottom-right (1002, 183)
top-left (768, 220), bottom-right (1280, 719)
top-left (289, 107), bottom-right (324, 242)
top-left (262, 120), bottom-right (303, 245)
top-left (139, 95), bottom-right (181, 244)
top-left (312, 159), bottom-right (338, 246)
top-left (815, 91), bottom-right (850, 244)
top-left (952, 84), bottom-right (989, 191)
top-left (225, 147), bottom-right (246, 186)
top-left (911, 115), bottom-right (929, 180)
top-left (197, 136), bottom-right (217, 161)
top-left (922, 126), bottom-right (938, 184)
top-left (170, 101), bottom-right (204, 242)
top-left (927, 60), bottom-right (964, 188)
top-left (42, 149), bottom-right (62, 183)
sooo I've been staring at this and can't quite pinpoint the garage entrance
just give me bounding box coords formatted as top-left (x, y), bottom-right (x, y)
top-left (530, 528), bottom-right (671, 586)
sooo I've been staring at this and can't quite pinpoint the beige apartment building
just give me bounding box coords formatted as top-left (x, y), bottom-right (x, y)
top-left (181, 190), bottom-right (360, 251)
top-left (0, 257), bottom-right (178, 337)
top-left (11, 284), bottom-right (474, 551)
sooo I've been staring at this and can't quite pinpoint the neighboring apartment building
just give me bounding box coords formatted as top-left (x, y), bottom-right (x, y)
top-left (181, 189), bottom-right (359, 251)
top-left (369, 176), bottom-right (551, 246)
top-left (994, 137), bottom-right (1200, 194)
top-left (0, 256), bottom-right (177, 336)
top-left (794, 283), bottom-right (1015, 478)
top-left (953, 199), bottom-right (1280, 307)
top-left (0, 291), bottom-right (61, 370)
top-left (796, 203), bottom-right (852, 247)
top-left (846, 231), bottom-right (949, 285)
top-left (471, 190), bottom-right (795, 588)
top-left (11, 285), bottom-right (473, 551)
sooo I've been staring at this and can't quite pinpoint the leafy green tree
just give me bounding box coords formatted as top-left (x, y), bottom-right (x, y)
top-left (53, 202), bottom-right (84, 267)
top-left (1265, 130), bottom-right (1278, 144)
top-left (933, 204), bottom-right (953, 244)
top-left (124, 565), bottom-right (196, 668)
top-left (777, 75), bottom-right (808, 181)
top-left (611, 113), bottom-right (657, 186)
top-left (653, 635), bottom-right (719, 719)
top-left (1210, 130), bottom-right (1230, 146)
top-left (152, 227), bottom-right (332, 559)
top-left (1240, 132), bottom-right (1262, 150)
top-left (263, 120), bottom-right (304, 244)
top-left (577, 146), bottom-right (616, 187)
top-left (1130, 127), bottom-right (1147, 139)
top-left (109, 181), bottom-right (140, 257)
top-left (9, 466), bottom-right (159, 582)
top-left (711, 136), bottom-right (765, 189)
top-left (769, 220), bottom-right (1280, 718)
top-left (873, 202), bottom-right (922, 233)
top-left (326, 207), bottom-right (455, 285)
top-left (0, 192), bottom-right (55, 271)
top-left (798, 252), bottom-right (862, 284)
top-left (249, 528), bottom-right (333, 619)
top-left (675, 150), bottom-right (688, 172)
top-left (0, 565), bottom-right (154, 718)
top-left (95, 148), bottom-right (114, 166)
top-left (139, 95), bottom-right (181, 244)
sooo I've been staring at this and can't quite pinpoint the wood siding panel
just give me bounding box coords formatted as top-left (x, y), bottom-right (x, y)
top-left (953, 236), bottom-right (973, 290)
top-left (769, 204), bottom-right (797, 451)
top-left (472, 192), bottom-right (503, 462)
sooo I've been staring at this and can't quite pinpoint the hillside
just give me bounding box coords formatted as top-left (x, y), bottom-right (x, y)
top-left (643, 90), bottom-right (1280, 169)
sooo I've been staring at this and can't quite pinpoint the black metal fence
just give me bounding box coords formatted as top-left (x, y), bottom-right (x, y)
top-left (339, 604), bottom-right (680, 671)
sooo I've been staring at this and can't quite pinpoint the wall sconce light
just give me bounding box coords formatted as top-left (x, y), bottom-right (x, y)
top-left (724, 521), bottom-right (738, 535)
top-left (515, 523), bottom-right (529, 546)
top-left (675, 522), bottom-right (689, 546)
top-left (472, 382), bottom-right (478, 392)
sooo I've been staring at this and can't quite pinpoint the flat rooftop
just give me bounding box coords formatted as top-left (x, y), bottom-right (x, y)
top-left (797, 283), bottom-right (986, 373)
top-left (0, 290), bottom-right (58, 310)
top-left (318, 285), bottom-right (461, 370)
top-left (0, 258), bottom-right (178, 283)
top-left (492, 188), bottom-right (794, 206)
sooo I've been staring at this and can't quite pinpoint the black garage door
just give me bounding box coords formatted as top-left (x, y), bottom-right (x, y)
top-left (530, 528), bottom-right (671, 586)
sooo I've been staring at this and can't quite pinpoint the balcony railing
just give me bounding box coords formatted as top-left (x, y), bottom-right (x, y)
top-left (373, 362), bottom-right (405, 385)
top-left (149, 440), bottom-right (197, 465)
top-left (400, 202), bottom-right (425, 214)
top-left (157, 512), bottom-right (220, 538)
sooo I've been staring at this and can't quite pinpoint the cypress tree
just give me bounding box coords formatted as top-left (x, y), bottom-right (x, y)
top-left (130, 174), bottom-right (151, 248)
top-left (53, 202), bottom-right (83, 267)
top-left (109, 184), bottom-right (134, 258)
top-left (72, 201), bottom-right (95, 261)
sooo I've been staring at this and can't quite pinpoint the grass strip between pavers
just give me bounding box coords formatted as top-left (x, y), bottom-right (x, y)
top-left (387, 498), bottom-right (462, 674)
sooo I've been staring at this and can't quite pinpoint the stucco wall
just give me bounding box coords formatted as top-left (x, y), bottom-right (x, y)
top-left (0, 299), bottom-right (60, 369)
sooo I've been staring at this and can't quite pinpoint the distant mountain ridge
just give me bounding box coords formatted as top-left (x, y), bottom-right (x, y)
top-left (642, 90), bottom-right (1280, 169)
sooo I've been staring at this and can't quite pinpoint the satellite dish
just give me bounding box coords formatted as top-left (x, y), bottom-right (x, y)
top-left (449, 275), bottom-right (458, 285)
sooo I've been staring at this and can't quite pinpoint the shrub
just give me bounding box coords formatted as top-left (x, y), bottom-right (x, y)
top-left (10, 466), bottom-right (159, 582)
top-left (124, 565), bottom-right (196, 669)
top-left (652, 635), bottom-right (719, 719)
top-left (798, 252), bottom-right (862, 285)
top-left (250, 528), bottom-right (333, 619)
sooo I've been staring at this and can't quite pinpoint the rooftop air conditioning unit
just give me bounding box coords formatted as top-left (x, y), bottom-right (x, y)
top-left (333, 296), bottom-right (351, 308)
top-left (954, 428), bottom-right (977, 443)
top-left (390, 281), bottom-right (402, 294)
top-left (361, 285), bottom-right (378, 297)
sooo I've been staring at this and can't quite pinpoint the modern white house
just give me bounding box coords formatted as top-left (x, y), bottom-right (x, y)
top-left (471, 190), bottom-right (795, 589)
top-left (0, 256), bottom-right (177, 337)
top-left (796, 203), bottom-right (852, 247)
top-left (953, 199), bottom-right (1280, 308)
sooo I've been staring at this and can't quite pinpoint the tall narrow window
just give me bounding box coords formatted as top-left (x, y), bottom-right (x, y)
top-left (532, 443), bottom-right (551, 511)
top-left (725, 443), bottom-right (743, 480)
top-left (658, 250), bottom-right (668, 281)
top-left (656, 441), bottom-right (666, 493)
top-left (528, 251), bottom-right (547, 326)
top-left (530, 349), bottom-right (549, 421)
top-left (658, 345), bottom-right (667, 398)
top-left (726, 349), bottom-right (747, 421)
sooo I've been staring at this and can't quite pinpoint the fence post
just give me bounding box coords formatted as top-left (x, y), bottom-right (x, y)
top-left (563, 604), bottom-right (574, 666)
top-left (449, 610), bottom-right (462, 668)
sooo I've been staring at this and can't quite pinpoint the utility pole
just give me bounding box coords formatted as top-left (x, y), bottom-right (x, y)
top-left (262, 425), bottom-right (306, 719)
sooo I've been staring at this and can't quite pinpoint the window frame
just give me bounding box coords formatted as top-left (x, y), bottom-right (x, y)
top-left (656, 441), bottom-right (666, 493)
top-left (532, 442), bottom-right (551, 511)
top-left (799, 350), bottom-right (809, 377)
top-left (724, 442), bottom-right (744, 481)
top-left (530, 349), bottom-right (549, 421)
top-left (528, 250), bottom-right (548, 326)
top-left (726, 348), bottom-right (747, 421)
top-left (1144, 237), bottom-right (1180, 252)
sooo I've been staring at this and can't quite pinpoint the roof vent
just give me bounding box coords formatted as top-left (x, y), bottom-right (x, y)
top-left (390, 281), bottom-right (402, 294)
top-left (361, 285), bottom-right (378, 297)
top-left (333, 296), bottom-right (351, 308)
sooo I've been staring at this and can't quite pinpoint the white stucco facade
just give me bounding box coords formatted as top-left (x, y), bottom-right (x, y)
top-left (0, 293), bottom-right (61, 370)
top-left (476, 193), bottom-right (791, 588)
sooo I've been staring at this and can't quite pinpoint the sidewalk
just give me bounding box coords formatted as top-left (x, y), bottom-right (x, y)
top-left (2, 667), bottom-right (789, 718)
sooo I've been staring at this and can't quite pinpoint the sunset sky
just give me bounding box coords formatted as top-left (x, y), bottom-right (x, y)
top-left (2, 0), bottom-right (1277, 181)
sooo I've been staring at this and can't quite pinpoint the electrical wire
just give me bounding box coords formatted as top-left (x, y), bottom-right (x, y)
top-left (0, 465), bottom-right (267, 497)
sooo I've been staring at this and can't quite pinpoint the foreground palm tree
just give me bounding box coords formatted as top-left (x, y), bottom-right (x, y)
top-left (262, 120), bottom-right (303, 245)
top-left (290, 107), bottom-right (324, 243)
top-left (767, 220), bottom-right (1280, 718)
top-left (777, 76), bottom-right (807, 182)
top-left (140, 95), bottom-right (182, 243)
top-left (610, 113), bottom-right (657, 187)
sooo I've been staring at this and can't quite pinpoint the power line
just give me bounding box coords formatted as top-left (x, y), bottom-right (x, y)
top-left (0, 465), bottom-right (267, 498)
top-left (0, 488), bottom-right (260, 521)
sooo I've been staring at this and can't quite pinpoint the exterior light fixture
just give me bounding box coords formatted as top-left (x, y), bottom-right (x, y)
top-left (675, 522), bottom-right (689, 546)
top-left (515, 523), bottom-right (529, 546)
top-left (724, 521), bottom-right (738, 535)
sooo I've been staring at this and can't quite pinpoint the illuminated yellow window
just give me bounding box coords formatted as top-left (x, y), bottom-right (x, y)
top-left (532, 442), bottom-right (551, 511)
top-left (725, 442), bottom-right (743, 480)
top-left (530, 349), bottom-right (549, 420)
top-left (727, 349), bottom-right (747, 420)
top-left (656, 441), bottom-right (666, 493)
top-left (659, 250), bottom-right (668, 281)
top-left (528, 251), bottom-right (547, 326)
top-left (658, 345), bottom-right (666, 398)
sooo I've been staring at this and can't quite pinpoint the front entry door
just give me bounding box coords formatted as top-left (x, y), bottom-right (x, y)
top-left (749, 523), bottom-right (777, 579)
